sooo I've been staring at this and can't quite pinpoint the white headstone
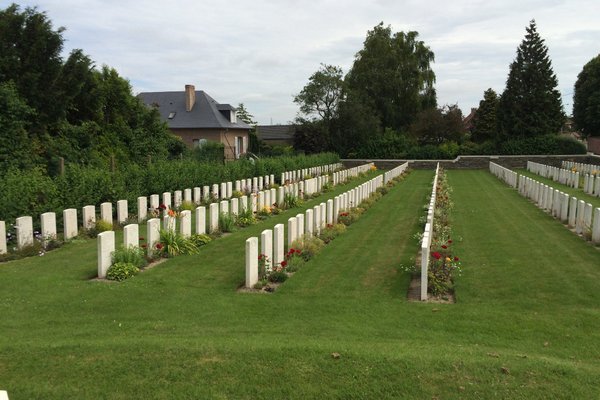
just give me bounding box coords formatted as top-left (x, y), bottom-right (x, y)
top-left (576, 200), bottom-right (585, 234)
top-left (326, 199), bottom-right (334, 225)
top-left (261, 229), bottom-right (273, 272)
top-left (195, 206), bottom-right (206, 234)
top-left (180, 210), bottom-right (192, 238)
top-left (149, 194), bottom-right (159, 210)
top-left (82, 205), bottom-right (96, 230)
top-left (40, 212), bottom-right (57, 242)
top-left (278, 187), bottom-right (285, 207)
top-left (193, 187), bottom-right (201, 204)
top-left (305, 209), bottom-right (314, 236)
top-left (100, 202), bottom-right (112, 225)
top-left (203, 186), bottom-right (210, 201)
top-left (220, 200), bottom-right (229, 215)
top-left (227, 181), bottom-right (233, 198)
top-left (184, 188), bottom-right (192, 203)
top-left (97, 230), bottom-right (115, 279)
top-left (220, 182), bottom-right (227, 199)
top-left (0, 221), bottom-right (6, 254)
top-left (209, 203), bottom-right (219, 233)
top-left (147, 218), bottom-right (160, 256)
top-left (568, 197), bottom-right (578, 228)
top-left (117, 200), bottom-right (128, 224)
top-left (174, 190), bottom-right (182, 207)
top-left (296, 213), bottom-right (304, 240)
top-left (287, 217), bottom-right (297, 248)
top-left (123, 224), bottom-right (139, 248)
top-left (137, 196), bottom-right (147, 222)
top-left (273, 223), bottom-right (284, 266)
top-left (245, 237), bottom-right (259, 288)
top-left (592, 208), bottom-right (600, 244)
top-left (15, 216), bottom-right (33, 249)
top-left (230, 198), bottom-right (239, 216)
top-left (63, 208), bottom-right (78, 240)
top-left (212, 184), bottom-right (219, 199)
top-left (240, 195), bottom-right (248, 212)
top-left (162, 192), bottom-right (172, 209)
top-left (314, 205), bottom-right (321, 234)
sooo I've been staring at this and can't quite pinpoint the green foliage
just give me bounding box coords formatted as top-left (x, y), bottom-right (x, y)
top-left (235, 207), bottom-right (256, 227)
top-left (189, 234), bottom-right (212, 247)
top-left (291, 236), bottom-right (325, 261)
top-left (86, 220), bottom-right (113, 238)
top-left (191, 141), bottom-right (225, 163)
top-left (345, 22), bottom-right (436, 131)
top-left (0, 82), bottom-right (37, 170)
top-left (497, 20), bottom-right (565, 137)
top-left (573, 54), bottom-right (600, 137)
top-left (179, 201), bottom-right (196, 212)
top-left (268, 270), bottom-right (288, 283)
top-left (409, 105), bottom-right (465, 145)
top-left (218, 212), bottom-right (235, 233)
top-left (497, 134), bottom-right (586, 155)
top-left (157, 229), bottom-right (199, 257)
top-left (471, 88), bottom-right (499, 143)
top-left (106, 262), bottom-right (139, 282)
top-left (112, 245), bottom-right (147, 269)
top-left (294, 64), bottom-right (344, 124)
top-left (318, 223), bottom-right (346, 244)
top-left (283, 193), bottom-right (299, 209)
top-left (0, 167), bottom-right (59, 223)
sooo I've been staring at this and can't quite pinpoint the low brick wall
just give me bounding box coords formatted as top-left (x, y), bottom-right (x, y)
top-left (342, 154), bottom-right (600, 170)
top-left (588, 137), bottom-right (600, 155)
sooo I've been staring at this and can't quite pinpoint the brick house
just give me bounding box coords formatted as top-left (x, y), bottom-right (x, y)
top-left (138, 85), bottom-right (251, 160)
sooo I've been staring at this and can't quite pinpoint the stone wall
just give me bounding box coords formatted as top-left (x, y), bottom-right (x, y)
top-left (588, 137), bottom-right (600, 155)
top-left (342, 154), bottom-right (600, 170)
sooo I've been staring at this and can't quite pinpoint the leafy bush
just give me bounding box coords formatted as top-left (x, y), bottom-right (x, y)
top-left (106, 262), bottom-right (139, 281)
top-left (269, 270), bottom-right (288, 283)
top-left (157, 229), bottom-right (199, 257)
top-left (319, 223), bottom-right (346, 244)
top-left (86, 219), bottom-right (113, 238)
top-left (189, 234), bottom-right (212, 247)
top-left (218, 212), bottom-right (235, 232)
top-left (283, 193), bottom-right (299, 209)
top-left (179, 201), bottom-right (196, 211)
top-left (235, 207), bottom-right (255, 227)
top-left (112, 245), bottom-right (147, 268)
top-left (292, 236), bottom-right (325, 261)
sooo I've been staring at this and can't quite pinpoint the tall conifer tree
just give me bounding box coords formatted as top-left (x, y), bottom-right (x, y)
top-left (497, 20), bottom-right (565, 137)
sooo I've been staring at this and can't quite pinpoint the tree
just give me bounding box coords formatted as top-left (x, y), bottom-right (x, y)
top-left (409, 105), bottom-right (464, 145)
top-left (0, 82), bottom-right (37, 170)
top-left (497, 20), bottom-right (565, 137)
top-left (345, 22), bottom-right (436, 131)
top-left (236, 103), bottom-right (257, 125)
top-left (573, 54), bottom-right (600, 137)
top-left (471, 88), bottom-right (499, 143)
top-left (294, 64), bottom-right (344, 124)
top-left (0, 4), bottom-right (66, 133)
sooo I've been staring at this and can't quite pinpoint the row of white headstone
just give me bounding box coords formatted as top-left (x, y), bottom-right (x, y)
top-left (281, 163), bottom-right (343, 184)
top-left (562, 160), bottom-right (600, 175)
top-left (383, 162), bottom-right (409, 184)
top-left (0, 389), bottom-right (8, 400)
top-left (489, 162), bottom-right (518, 188)
top-left (527, 161), bottom-right (580, 188)
top-left (97, 163), bottom-right (376, 278)
top-left (331, 163), bottom-right (375, 185)
top-left (0, 162), bottom-right (342, 255)
top-left (420, 163), bottom-right (440, 301)
top-left (245, 163), bottom-right (395, 288)
top-left (518, 176), bottom-right (600, 243)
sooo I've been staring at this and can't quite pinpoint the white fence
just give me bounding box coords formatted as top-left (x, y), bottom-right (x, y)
top-left (419, 163), bottom-right (440, 301)
top-left (490, 165), bottom-right (600, 245)
top-left (244, 163), bottom-right (407, 288)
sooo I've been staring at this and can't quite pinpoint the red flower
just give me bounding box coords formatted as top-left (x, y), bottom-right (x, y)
top-left (454, 257), bottom-right (459, 262)
top-left (155, 243), bottom-right (163, 250)
top-left (432, 252), bottom-right (441, 260)
top-left (447, 239), bottom-right (453, 244)
top-left (139, 237), bottom-right (145, 241)
top-left (141, 244), bottom-right (147, 249)
top-left (441, 245), bottom-right (448, 249)
top-left (159, 204), bottom-right (166, 210)
top-left (280, 260), bottom-right (287, 268)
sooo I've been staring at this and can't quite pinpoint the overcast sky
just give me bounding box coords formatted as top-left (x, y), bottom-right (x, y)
top-left (15, 0), bottom-right (600, 124)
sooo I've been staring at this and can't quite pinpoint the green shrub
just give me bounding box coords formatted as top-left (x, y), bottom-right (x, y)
top-left (269, 270), bottom-right (288, 283)
top-left (157, 229), bottom-right (199, 257)
top-left (231, 190), bottom-right (243, 198)
top-left (235, 207), bottom-right (256, 227)
top-left (112, 245), bottom-right (147, 268)
top-left (319, 223), bottom-right (346, 244)
top-left (189, 234), bottom-right (212, 247)
top-left (179, 201), bottom-right (196, 211)
top-left (292, 236), bottom-right (325, 261)
top-left (218, 212), bottom-right (235, 232)
top-left (283, 193), bottom-right (299, 209)
top-left (85, 219), bottom-right (113, 238)
top-left (106, 262), bottom-right (139, 281)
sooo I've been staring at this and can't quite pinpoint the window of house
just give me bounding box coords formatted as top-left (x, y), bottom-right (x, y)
top-left (168, 112), bottom-right (176, 119)
top-left (193, 138), bottom-right (208, 148)
top-left (230, 111), bottom-right (237, 124)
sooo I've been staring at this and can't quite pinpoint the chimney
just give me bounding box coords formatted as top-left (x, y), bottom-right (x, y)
top-left (185, 84), bottom-right (195, 112)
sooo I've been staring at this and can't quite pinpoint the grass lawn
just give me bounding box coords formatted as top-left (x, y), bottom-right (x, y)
top-left (0, 169), bottom-right (599, 399)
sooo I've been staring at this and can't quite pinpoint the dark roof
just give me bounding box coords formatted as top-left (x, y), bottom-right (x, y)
top-left (256, 125), bottom-right (295, 140)
top-left (137, 90), bottom-right (250, 130)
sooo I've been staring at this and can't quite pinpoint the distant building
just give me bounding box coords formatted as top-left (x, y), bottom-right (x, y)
top-left (463, 107), bottom-right (477, 133)
top-left (138, 85), bottom-right (251, 160)
top-left (256, 125), bottom-right (295, 146)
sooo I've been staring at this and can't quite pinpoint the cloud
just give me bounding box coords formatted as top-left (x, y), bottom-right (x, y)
top-left (15, 0), bottom-right (600, 122)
